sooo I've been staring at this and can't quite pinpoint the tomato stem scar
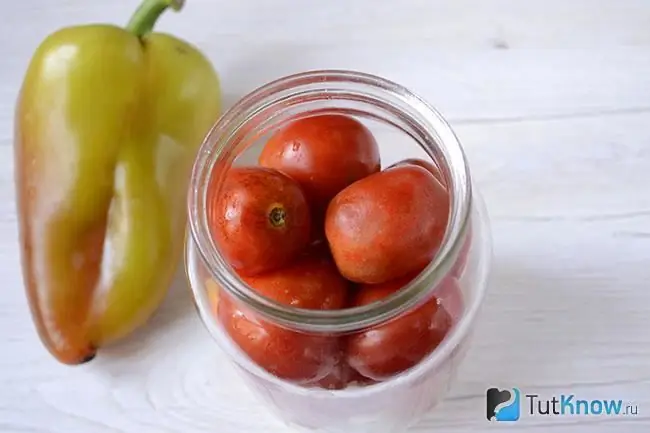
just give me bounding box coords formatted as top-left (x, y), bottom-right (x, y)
top-left (268, 204), bottom-right (287, 228)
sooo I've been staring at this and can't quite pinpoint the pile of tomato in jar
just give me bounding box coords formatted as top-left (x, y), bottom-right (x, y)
top-left (205, 114), bottom-right (470, 390)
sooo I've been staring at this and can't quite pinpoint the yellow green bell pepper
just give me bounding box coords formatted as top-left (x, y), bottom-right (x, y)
top-left (14, 0), bottom-right (221, 365)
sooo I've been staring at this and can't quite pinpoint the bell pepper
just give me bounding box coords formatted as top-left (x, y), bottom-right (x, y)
top-left (14, 0), bottom-right (221, 365)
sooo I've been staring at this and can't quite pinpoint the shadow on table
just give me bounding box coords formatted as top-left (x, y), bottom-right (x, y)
top-left (90, 264), bottom-right (200, 366)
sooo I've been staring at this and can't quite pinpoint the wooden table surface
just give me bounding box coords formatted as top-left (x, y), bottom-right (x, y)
top-left (1, 1), bottom-right (649, 432)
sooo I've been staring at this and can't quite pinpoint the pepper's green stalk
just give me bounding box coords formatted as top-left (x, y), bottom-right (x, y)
top-left (126, 0), bottom-right (185, 37)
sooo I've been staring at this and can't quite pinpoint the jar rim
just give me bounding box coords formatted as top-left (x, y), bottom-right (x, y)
top-left (187, 69), bottom-right (475, 333)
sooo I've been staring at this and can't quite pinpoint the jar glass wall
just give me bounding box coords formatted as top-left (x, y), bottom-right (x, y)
top-left (185, 70), bottom-right (491, 433)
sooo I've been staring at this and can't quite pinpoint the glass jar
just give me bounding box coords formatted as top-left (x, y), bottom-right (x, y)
top-left (185, 70), bottom-right (491, 433)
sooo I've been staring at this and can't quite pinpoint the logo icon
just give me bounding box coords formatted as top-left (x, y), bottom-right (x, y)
top-left (486, 387), bottom-right (521, 421)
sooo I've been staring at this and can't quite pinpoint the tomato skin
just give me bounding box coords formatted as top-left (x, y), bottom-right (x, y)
top-left (241, 255), bottom-right (349, 310)
top-left (325, 165), bottom-right (450, 284)
top-left (390, 158), bottom-right (472, 278)
top-left (217, 256), bottom-right (349, 383)
top-left (389, 158), bottom-right (446, 186)
top-left (259, 114), bottom-right (381, 214)
top-left (346, 274), bottom-right (454, 381)
top-left (209, 166), bottom-right (311, 276)
top-left (389, 160), bottom-right (472, 278)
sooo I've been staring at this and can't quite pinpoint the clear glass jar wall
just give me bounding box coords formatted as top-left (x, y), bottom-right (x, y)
top-left (185, 70), bottom-right (491, 433)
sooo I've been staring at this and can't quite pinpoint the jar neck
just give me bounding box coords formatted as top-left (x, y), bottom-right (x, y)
top-left (188, 70), bottom-right (472, 333)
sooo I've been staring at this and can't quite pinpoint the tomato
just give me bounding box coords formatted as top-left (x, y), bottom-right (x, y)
top-left (209, 166), bottom-right (311, 276)
top-left (259, 114), bottom-right (381, 220)
top-left (346, 274), bottom-right (453, 381)
top-left (217, 255), bottom-right (349, 383)
top-left (325, 164), bottom-right (450, 284)
top-left (388, 160), bottom-right (474, 278)
top-left (389, 158), bottom-right (446, 186)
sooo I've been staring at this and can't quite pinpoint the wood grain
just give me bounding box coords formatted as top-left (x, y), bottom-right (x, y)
top-left (1, 1), bottom-right (649, 432)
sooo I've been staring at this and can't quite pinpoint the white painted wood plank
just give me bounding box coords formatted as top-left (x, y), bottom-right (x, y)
top-left (3, 2), bottom-right (650, 134)
top-left (3, 0), bottom-right (650, 50)
top-left (3, 46), bottom-right (650, 142)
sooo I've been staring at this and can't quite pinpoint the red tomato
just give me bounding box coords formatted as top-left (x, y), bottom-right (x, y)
top-left (346, 274), bottom-right (453, 381)
top-left (259, 114), bottom-right (381, 216)
top-left (325, 164), bottom-right (450, 284)
top-left (209, 166), bottom-right (311, 276)
top-left (389, 158), bottom-right (446, 186)
top-left (217, 255), bottom-right (349, 383)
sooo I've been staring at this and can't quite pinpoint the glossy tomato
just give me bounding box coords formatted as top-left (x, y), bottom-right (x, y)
top-left (388, 158), bottom-right (446, 187)
top-left (259, 114), bottom-right (381, 215)
top-left (325, 164), bottom-right (450, 284)
top-left (209, 166), bottom-right (311, 276)
top-left (217, 255), bottom-right (349, 383)
top-left (346, 274), bottom-right (453, 381)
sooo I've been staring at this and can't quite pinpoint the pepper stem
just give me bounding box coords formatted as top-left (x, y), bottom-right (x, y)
top-left (126, 0), bottom-right (185, 38)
